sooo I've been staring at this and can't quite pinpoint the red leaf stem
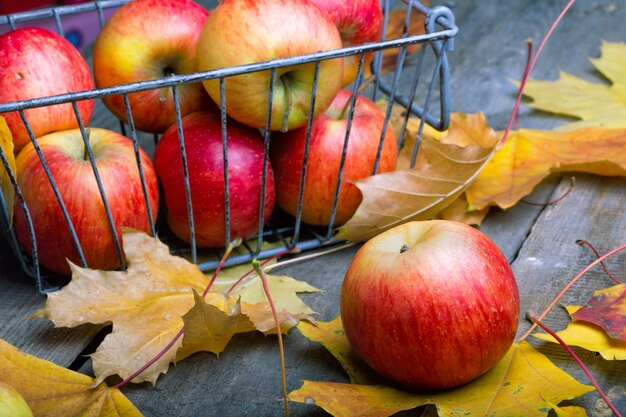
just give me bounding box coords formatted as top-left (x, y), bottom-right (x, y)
top-left (528, 313), bottom-right (623, 417)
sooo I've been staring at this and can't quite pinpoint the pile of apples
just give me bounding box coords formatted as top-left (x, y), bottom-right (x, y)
top-left (0, 0), bottom-right (394, 275)
top-left (1, 0), bottom-right (522, 395)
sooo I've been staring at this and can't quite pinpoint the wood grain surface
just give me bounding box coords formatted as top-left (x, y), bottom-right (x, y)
top-left (1, 0), bottom-right (625, 416)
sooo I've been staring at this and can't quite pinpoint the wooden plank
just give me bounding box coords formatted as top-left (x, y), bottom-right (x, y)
top-left (512, 174), bottom-right (626, 412)
top-left (0, 237), bottom-right (102, 368)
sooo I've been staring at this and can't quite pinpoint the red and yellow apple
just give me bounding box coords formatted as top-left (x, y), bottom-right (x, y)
top-left (0, 27), bottom-right (94, 153)
top-left (197, 0), bottom-right (344, 131)
top-left (270, 89), bottom-right (397, 226)
top-left (13, 128), bottom-right (159, 275)
top-left (311, 0), bottom-right (384, 86)
top-left (340, 220), bottom-right (520, 390)
top-left (154, 111), bottom-right (275, 247)
top-left (93, 0), bottom-right (212, 133)
top-left (0, 381), bottom-right (33, 417)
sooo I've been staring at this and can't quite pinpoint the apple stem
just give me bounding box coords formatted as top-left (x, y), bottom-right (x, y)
top-left (252, 260), bottom-right (290, 417)
top-left (575, 239), bottom-right (622, 284)
top-left (338, 75), bottom-right (376, 120)
top-left (527, 312), bottom-right (623, 417)
top-left (83, 128), bottom-right (91, 161)
top-left (499, 0), bottom-right (576, 148)
top-left (280, 77), bottom-right (293, 132)
top-left (519, 243), bottom-right (626, 341)
top-left (400, 244), bottom-right (409, 253)
top-left (521, 176), bottom-right (575, 207)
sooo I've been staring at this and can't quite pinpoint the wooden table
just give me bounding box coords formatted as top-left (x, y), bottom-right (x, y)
top-left (1, 0), bottom-right (625, 415)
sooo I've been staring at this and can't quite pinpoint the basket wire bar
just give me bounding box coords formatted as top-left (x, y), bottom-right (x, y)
top-left (325, 53), bottom-right (367, 241)
top-left (290, 60), bottom-right (322, 248)
top-left (219, 77), bottom-right (232, 250)
top-left (122, 93), bottom-right (157, 237)
top-left (72, 102), bottom-right (126, 270)
top-left (171, 83), bottom-right (197, 264)
top-left (396, 45), bottom-right (428, 153)
top-left (18, 109), bottom-right (89, 269)
top-left (0, 0), bottom-right (457, 293)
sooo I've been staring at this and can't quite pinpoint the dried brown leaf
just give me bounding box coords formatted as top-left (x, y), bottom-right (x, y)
top-left (337, 113), bottom-right (498, 242)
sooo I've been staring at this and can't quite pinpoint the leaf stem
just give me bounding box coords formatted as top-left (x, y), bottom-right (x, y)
top-left (113, 327), bottom-right (185, 389)
top-left (519, 243), bottom-right (626, 341)
top-left (252, 260), bottom-right (289, 417)
top-left (528, 313), bottom-right (623, 417)
top-left (224, 248), bottom-right (295, 296)
top-left (203, 238), bottom-right (241, 297)
top-left (576, 239), bottom-right (622, 284)
top-left (521, 176), bottom-right (575, 206)
top-left (113, 243), bottom-right (238, 389)
top-left (499, 0), bottom-right (576, 147)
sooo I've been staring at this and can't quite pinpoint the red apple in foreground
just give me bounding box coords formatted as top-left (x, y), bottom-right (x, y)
top-left (0, 27), bottom-right (94, 153)
top-left (270, 89), bottom-right (397, 226)
top-left (93, 0), bottom-right (212, 133)
top-left (311, 0), bottom-right (383, 87)
top-left (13, 128), bottom-right (159, 275)
top-left (340, 220), bottom-right (520, 390)
top-left (197, 0), bottom-right (344, 131)
top-left (154, 111), bottom-right (275, 247)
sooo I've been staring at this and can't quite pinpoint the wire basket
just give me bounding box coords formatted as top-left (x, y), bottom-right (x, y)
top-left (0, 0), bottom-right (457, 293)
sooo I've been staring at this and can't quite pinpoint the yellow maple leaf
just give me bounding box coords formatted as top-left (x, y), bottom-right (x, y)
top-left (291, 318), bottom-right (594, 417)
top-left (33, 230), bottom-right (317, 385)
top-left (523, 41), bottom-right (626, 130)
top-left (0, 339), bottom-right (142, 417)
top-left (549, 402), bottom-right (589, 417)
top-left (0, 116), bottom-right (16, 224)
top-left (177, 290), bottom-right (256, 361)
top-left (465, 128), bottom-right (626, 210)
top-left (213, 263), bottom-right (321, 334)
top-left (534, 306), bottom-right (626, 361)
top-left (337, 113), bottom-right (498, 242)
top-left (296, 317), bottom-right (379, 385)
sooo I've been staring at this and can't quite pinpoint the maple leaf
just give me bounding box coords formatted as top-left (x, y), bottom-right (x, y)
top-left (549, 402), bottom-right (589, 417)
top-left (213, 263), bottom-right (321, 334)
top-left (34, 230), bottom-right (319, 385)
top-left (523, 41), bottom-right (626, 130)
top-left (435, 189), bottom-right (489, 226)
top-left (296, 317), bottom-right (379, 385)
top-left (0, 116), bottom-right (15, 224)
top-left (336, 113), bottom-right (498, 242)
top-left (291, 318), bottom-right (594, 417)
top-left (534, 306), bottom-right (626, 360)
top-left (465, 128), bottom-right (626, 210)
top-left (571, 284), bottom-right (626, 340)
top-left (177, 290), bottom-right (256, 361)
top-left (0, 339), bottom-right (142, 417)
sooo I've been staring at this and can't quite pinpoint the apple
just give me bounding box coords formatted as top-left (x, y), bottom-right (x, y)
top-left (269, 89), bottom-right (397, 226)
top-left (12, 128), bottom-right (159, 275)
top-left (0, 381), bottom-right (33, 417)
top-left (153, 111), bottom-right (275, 247)
top-left (340, 220), bottom-right (520, 390)
top-left (0, 27), bottom-right (95, 153)
top-left (310, 0), bottom-right (384, 87)
top-left (197, 0), bottom-right (344, 132)
top-left (93, 0), bottom-right (212, 133)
